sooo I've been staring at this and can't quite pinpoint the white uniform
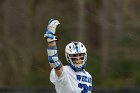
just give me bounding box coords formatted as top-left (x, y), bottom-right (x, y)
top-left (50, 66), bottom-right (92, 93)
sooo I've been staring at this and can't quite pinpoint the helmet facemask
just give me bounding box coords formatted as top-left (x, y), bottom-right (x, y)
top-left (65, 42), bottom-right (87, 71)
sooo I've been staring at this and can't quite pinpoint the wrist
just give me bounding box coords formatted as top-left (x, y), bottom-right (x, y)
top-left (48, 41), bottom-right (56, 47)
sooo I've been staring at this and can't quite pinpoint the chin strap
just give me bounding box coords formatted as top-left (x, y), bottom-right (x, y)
top-left (68, 63), bottom-right (86, 72)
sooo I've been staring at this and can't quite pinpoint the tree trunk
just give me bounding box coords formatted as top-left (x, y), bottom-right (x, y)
top-left (98, 0), bottom-right (110, 79)
top-left (3, 0), bottom-right (21, 85)
top-left (77, 0), bottom-right (86, 43)
top-left (112, 0), bottom-right (124, 42)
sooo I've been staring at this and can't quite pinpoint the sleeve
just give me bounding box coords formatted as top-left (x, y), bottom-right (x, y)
top-left (50, 66), bottom-right (67, 85)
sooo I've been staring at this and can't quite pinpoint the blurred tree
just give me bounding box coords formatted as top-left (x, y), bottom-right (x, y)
top-left (98, 0), bottom-right (110, 80)
top-left (77, 0), bottom-right (86, 43)
top-left (3, 0), bottom-right (21, 85)
top-left (0, 0), bottom-right (140, 88)
top-left (1, 0), bottom-right (33, 86)
top-left (98, 0), bottom-right (124, 82)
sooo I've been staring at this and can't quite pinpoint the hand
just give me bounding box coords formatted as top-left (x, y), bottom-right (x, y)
top-left (44, 19), bottom-right (60, 42)
top-left (47, 19), bottom-right (60, 34)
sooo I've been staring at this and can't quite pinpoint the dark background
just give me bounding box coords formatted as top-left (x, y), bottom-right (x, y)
top-left (0, 0), bottom-right (140, 92)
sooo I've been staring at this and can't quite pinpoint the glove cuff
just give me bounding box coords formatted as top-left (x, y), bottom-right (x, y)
top-left (44, 31), bottom-right (58, 43)
top-left (47, 36), bottom-right (58, 43)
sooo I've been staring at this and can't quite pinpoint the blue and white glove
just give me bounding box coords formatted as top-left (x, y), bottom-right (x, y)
top-left (44, 19), bottom-right (60, 42)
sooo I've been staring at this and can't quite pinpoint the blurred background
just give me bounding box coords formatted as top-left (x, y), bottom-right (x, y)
top-left (0, 0), bottom-right (140, 93)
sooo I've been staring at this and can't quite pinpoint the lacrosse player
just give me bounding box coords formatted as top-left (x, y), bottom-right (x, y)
top-left (44, 19), bottom-right (92, 93)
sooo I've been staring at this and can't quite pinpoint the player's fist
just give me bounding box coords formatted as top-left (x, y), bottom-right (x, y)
top-left (47, 19), bottom-right (60, 34)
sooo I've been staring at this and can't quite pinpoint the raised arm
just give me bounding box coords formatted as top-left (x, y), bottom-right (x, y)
top-left (44, 19), bottom-right (63, 77)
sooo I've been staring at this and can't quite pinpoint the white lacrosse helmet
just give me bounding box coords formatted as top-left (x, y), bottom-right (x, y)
top-left (65, 41), bottom-right (87, 71)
